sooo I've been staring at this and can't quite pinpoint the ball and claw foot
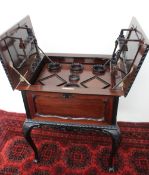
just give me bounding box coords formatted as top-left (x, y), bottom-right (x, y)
top-left (108, 166), bottom-right (115, 173)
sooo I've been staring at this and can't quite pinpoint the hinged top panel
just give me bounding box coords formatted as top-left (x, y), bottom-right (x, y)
top-left (116, 17), bottom-right (149, 96)
top-left (0, 16), bottom-right (42, 89)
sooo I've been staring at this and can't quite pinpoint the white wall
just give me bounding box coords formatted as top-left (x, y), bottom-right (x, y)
top-left (0, 0), bottom-right (149, 122)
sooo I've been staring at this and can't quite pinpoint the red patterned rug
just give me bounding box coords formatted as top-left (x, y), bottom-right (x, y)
top-left (0, 109), bottom-right (149, 175)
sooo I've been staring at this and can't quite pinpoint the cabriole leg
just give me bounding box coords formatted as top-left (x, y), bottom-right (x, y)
top-left (109, 128), bottom-right (120, 172)
top-left (103, 126), bottom-right (121, 172)
top-left (23, 120), bottom-right (40, 163)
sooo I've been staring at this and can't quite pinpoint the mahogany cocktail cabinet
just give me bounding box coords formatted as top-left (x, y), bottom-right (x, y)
top-left (0, 16), bottom-right (148, 172)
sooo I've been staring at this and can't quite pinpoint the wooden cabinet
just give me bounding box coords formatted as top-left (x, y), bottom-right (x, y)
top-left (0, 16), bottom-right (148, 172)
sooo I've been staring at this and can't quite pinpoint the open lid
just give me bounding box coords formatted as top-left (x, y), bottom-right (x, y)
top-left (115, 17), bottom-right (149, 96)
top-left (0, 16), bottom-right (42, 89)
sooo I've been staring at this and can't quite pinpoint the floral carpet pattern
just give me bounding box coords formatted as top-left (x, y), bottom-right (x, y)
top-left (0, 109), bottom-right (149, 175)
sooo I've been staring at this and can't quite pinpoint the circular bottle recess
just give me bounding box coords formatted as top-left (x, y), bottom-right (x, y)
top-left (69, 74), bottom-right (80, 82)
top-left (70, 63), bottom-right (83, 72)
top-left (92, 64), bottom-right (105, 74)
top-left (48, 62), bottom-right (61, 72)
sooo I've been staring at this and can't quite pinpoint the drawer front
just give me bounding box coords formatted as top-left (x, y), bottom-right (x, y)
top-left (26, 91), bottom-right (114, 121)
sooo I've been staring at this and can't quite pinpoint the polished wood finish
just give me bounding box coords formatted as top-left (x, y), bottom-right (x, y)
top-left (26, 91), bottom-right (114, 122)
